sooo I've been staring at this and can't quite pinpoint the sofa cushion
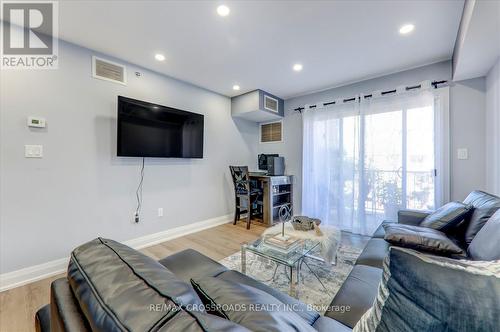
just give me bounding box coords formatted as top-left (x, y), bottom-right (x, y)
top-left (312, 316), bottom-right (352, 332)
top-left (67, 238), bottom-right (246, 332)
top-left (190, 276), bottom-right (316, 332)
top-left (463, 190), bottom-right (500, 244)
top-left (171, 311), bottom-right (251, 331)
top-left (468, 209), bottom-right (500, 260)
top-left (383, 224), bottom-right (464, 255)
top-left (355, 238), bottom-right (390, 268)
top-left (159, 248), bottom-right (228, 283)
top-left (325, 265), bottom-right (383, 328)
top-left (419, 201), bottom-right (472, 231)
top-left (216, 270), bottom-right (319, 325)
top-left (353, 247), bottom-right (500, 332)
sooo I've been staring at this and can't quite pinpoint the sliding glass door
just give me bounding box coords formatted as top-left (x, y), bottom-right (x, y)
top-left (302, 90), bottom-right (440, 235)
top-left (362, 101), bottom-right (435, 232)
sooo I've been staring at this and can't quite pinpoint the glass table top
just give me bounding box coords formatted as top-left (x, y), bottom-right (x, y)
top-left (242, 236), bottom-right (321, 267)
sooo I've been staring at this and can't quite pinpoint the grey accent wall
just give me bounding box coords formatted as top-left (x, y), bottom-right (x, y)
top-left (449, 77), bottom-right (487, 200)
top-left (256, 61), bottom-right (488, 212)
top-left (486, 57), bottom-right (500, 195)
top-left (259, 90), bottom-right (285, 117)
top-left (0, 40), bottom-right (258, 274)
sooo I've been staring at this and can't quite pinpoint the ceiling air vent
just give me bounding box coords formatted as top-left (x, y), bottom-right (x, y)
top-left (92, 56), bottom-right (127, 85)
top-left (264, 95), bottom-right (279, 113)
top-left (260, 121), bottom-right (283, 143)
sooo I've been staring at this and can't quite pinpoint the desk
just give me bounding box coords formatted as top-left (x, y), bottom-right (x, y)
top-left (249, 173), bottom-right (294, 226)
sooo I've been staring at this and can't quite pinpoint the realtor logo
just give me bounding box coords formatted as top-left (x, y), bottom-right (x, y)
top-left (1, 1), bottom-right (58, 69)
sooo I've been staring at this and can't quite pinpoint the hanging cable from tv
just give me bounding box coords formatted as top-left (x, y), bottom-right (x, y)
top-left (134, 157), bottom-right (145, 223)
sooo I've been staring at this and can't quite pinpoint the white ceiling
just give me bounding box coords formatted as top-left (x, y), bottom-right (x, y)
top-left (452, 0), bottom-right (500, 81)
top-left (58, 0), bottom-right (464, 99)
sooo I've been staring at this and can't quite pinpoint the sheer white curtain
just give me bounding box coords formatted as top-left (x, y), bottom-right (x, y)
top-left (302, 99), bottom-right (365, 233)
top-left (302, 87), bottom-right (446, 235)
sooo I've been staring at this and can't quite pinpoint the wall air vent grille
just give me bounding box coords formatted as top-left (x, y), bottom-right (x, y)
top-left (264, 95), bottom-right (279, 113)
top-left (260, 121), bottom-right (283, 143)
top-left (92, 56), bottom-right (127, 85)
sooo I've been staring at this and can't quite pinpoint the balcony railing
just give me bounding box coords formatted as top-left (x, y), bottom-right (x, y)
top-left (364, 169), bottom-right (435, 213)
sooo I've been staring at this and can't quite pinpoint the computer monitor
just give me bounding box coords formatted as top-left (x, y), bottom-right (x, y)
top-left (267, 157), bottom-right (285, 176)
top-left (258, 154), bottom-right (279, 171)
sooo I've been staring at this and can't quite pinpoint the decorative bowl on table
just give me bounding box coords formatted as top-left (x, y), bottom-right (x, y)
top-left (291, 216), bottom-right (321, 231)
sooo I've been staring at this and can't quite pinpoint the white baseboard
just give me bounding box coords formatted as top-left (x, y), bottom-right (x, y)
top-left (123, 214), bottom-right (232, 250)
top-left (0, 214), bottom-right (232, 292)
top-left (0, 258), bottom-right (69, 293)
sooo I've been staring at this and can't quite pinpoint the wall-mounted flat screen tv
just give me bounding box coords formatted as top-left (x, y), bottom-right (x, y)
top-left (117, 96), bottom-right (204, 158)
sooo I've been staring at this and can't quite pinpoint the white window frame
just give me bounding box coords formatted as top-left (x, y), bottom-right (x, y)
top-left (434, 86), bottom-right (451, 205)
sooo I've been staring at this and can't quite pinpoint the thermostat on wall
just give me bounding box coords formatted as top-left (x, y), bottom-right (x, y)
top-left (27, 116), bottom-right (46, 128)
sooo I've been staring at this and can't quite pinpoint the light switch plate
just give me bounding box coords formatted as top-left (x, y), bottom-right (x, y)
top-left (457, 148), bottom-right (468, 160)
top-left (25, 145), bottom-right (43, 158)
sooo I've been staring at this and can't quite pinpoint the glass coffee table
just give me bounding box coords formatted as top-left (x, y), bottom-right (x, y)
top-left (241, 237), bottom-right (322, 297)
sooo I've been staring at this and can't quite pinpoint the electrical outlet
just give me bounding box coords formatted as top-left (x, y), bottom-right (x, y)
top-left (134, 213), bottom-right (140, 223)
top-left (158, 208), bottom-right (164, 217)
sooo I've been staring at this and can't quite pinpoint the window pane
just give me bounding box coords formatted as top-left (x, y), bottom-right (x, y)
top-left (407, 106), bottom-right (435, 210)
top-left (364, 110), bottom-right (403, 227)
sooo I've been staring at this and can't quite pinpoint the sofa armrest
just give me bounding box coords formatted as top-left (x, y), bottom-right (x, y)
top-left (397, 209), bottom-right (431, 226)
top-left (35, 304), bottom-right (50, 332)
top-left (158, 248), bottom-right (228, 283)
top-left (50, 278), bottom-right (90, 332)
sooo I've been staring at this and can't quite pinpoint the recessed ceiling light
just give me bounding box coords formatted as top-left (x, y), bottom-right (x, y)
top-left (155, 53), bottom-right (165, 61)
top-left (293, 63), bottom-right (303, 72)
top-left (217, 5), bottom-right (230, 17)
top-left (232, 85), bottom-right (240, 91)
top-left (399, 24), bottom-right (415, 35)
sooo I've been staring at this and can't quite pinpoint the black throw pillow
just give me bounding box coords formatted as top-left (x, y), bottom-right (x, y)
top-left (383, 224), bottom-right (464, 255)
top-left (190, 277), bottom-right (316, 332)
top-left (419, 201), bottom-right (472, 231)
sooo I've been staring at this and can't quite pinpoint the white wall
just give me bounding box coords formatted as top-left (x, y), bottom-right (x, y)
top-left (486, 57), bottom-right (500, 195)
top-left (257, 61), bottom-right (488, 211)
top-left (1, 48), bottom-right (493, 276)
top-left (0, 40), bottom-right (258, 274)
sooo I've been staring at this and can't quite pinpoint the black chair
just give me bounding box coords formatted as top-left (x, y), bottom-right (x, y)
top-left (229, 166), bottom-right (260, 229)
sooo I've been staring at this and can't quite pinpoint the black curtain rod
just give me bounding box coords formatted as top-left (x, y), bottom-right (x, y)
top-left (294, 80), bottom-right (447, 113)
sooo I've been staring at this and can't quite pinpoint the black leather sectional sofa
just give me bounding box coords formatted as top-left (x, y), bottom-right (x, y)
top-left (326, 190), bottom-right (500, 327)
top-left (35, 239), bottom-right (350, 332)
top-left (35, 190), bottom-right (500, 331)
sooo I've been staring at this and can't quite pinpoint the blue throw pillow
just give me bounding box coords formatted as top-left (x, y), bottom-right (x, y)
top-left (468, 210), bottom-right (500, 260)
top-left (354, 247), bottom-right (500, 332)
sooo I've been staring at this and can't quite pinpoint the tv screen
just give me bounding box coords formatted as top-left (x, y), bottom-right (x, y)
top-left (117, 96), bottom-right (204, 158)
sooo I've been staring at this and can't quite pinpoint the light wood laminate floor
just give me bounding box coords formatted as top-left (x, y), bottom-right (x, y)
top-left (0, 221), bottom-right (266, 332)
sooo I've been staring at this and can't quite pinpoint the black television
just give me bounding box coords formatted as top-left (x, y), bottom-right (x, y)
top-left (117, 96), bottom-right (204, 158)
